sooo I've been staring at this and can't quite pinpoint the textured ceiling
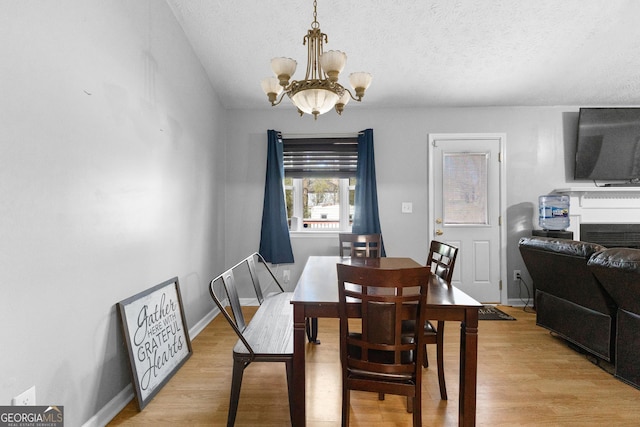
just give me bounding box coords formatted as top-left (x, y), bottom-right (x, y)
top-left (166, 0), bottom-right (640, 112)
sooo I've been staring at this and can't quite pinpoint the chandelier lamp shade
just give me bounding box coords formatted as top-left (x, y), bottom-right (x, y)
top-left (260, 0), bottom-right (372, 119)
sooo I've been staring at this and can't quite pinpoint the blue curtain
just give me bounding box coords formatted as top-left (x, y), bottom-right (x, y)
top-left (258, 130), bottom-right (295, 264)
top-left (352, 128), bottom-right (386, 256)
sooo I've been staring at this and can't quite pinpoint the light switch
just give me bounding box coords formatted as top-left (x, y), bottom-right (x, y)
top-left (401, 202), bottom-right (413, 214)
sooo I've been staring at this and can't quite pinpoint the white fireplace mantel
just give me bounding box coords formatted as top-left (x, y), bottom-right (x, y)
top-left (552, 187), bottom-right (640, 239)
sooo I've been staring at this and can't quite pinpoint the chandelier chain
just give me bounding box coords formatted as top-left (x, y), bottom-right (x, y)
top-left (311, 0), bottom-right (319, 29)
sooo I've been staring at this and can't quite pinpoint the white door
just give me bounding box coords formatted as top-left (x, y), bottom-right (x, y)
top-left (428, 134), bottom-right (506, 303)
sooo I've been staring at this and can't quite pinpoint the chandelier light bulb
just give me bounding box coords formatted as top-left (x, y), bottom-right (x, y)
top-left (335, 90), bottom-right (351, 115)
top-left (319, 50), bottom-right (347, 82)
top-left (349, 72), bottom-right (373, 99)
top-left (261, 77), bottom-right (283, 104)
top-left (270, 57), bottom-right (297, 86)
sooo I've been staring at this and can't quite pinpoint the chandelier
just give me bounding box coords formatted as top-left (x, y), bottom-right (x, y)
top-left (260, 0), bottom-right (372, 120)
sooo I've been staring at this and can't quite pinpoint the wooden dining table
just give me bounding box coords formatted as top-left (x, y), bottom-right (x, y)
top-left (290, 255), bottom-right (483, 426)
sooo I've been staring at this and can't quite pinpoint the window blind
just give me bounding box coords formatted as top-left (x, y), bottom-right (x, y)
top-left (283, 137), bottom-right (358, 178)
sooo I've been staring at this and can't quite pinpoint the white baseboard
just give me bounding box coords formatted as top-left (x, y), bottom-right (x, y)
top-left (82, 385), bottom-right (133, 427)
top-left (85, 306), bottom-right (221, 427)
top-left (506, 297), bottom-right (533, 307)
top-left (189, 306), bottom-right (219, 338)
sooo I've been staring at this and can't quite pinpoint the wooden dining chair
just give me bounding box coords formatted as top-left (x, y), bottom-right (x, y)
top-left (382, 240), bottom-right (458, 402)
top-left (422, 240), bottom-right (459, 400)
top-left (209, 253), bottom-right (294, 426)
top-left (306, 233), bottom-right (383, 344)
top-left (339, 232), bottom-right (382, 258)
top-left (336, 263), bottom-right (430, 427)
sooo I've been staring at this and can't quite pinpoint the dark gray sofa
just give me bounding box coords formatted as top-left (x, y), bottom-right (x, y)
top-left (518, 236), bottom-right (615, 361)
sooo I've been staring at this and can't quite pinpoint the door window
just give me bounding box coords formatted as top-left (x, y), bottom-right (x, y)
top-left (442, 152), bottom-right (489, 225)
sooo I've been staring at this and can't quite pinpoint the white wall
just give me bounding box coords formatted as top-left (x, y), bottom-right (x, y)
top-left (0, 1), bottom-right (226, 425)
top-left (225, 106), bottom-right (582, 303)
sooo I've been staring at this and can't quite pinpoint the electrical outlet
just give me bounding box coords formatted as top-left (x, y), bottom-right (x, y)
top-left (12, 386), bottom-right (36, 406)
top-left (513, 270), bottom-right (522, 281)
top-left (283, 269), bottom-right (290, 284)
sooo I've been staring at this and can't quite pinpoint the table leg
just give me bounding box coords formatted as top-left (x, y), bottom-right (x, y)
top-left (292, 304), bottom-right (306, 426)
top-left (458, 307), bottom-right (478, 427)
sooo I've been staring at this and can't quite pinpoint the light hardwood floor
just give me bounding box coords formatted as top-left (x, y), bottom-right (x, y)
top-left (108, 305), bottom-right (640, 426)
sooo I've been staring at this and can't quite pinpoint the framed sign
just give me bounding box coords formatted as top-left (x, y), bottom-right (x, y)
top-left (117, 277), bottom-right (192, 410)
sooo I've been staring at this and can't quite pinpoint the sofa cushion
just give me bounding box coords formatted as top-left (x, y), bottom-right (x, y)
top-left (519, 236), bottom-right (605, 258)
top-left (589, 248), bottom-right (640, 322)
top-left (588, 247), bottom-right (640, 271)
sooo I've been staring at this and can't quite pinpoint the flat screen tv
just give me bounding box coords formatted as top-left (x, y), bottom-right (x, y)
top-left (575, 107), bottom-right (640, 184)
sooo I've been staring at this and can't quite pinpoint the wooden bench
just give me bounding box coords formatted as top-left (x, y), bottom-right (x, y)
top-left (209, 252), bottom-right (293, 426)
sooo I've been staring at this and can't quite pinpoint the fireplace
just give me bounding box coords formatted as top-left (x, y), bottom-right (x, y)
top-left (580, 223), bottom-right (640, 248)
top-left (552, 187), bottom-right (640, 244)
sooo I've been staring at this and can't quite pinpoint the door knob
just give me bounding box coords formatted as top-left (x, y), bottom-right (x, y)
top-left (435, 218), bottom-right (442, 224)
top-left (436, 229), bottom-right (443, 236)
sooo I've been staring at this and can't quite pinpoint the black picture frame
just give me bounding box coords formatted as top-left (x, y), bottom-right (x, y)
top-left (117, 277), bottom-right (192, 410)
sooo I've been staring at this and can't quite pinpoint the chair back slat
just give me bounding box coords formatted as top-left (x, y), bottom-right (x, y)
top-left (210, 268), bottom-right (256, 358)
top-left (252, 252), bottom-right (286, 298)
top-left (339, 233), bottom-right (382, 258)
top-left (246, 255), bottom-right (265, 304)
top-left (427, 241), bottom-right (459, 283)
top-left (225, 270), bottom-right (246, 331)
top-left (211, 268), bottom-right (247, 332)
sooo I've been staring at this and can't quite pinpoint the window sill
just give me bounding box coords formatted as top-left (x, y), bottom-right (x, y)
top-left (289, 230), bottom-right (346, 238)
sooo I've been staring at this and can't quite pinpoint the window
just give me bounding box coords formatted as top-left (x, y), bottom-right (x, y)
top-left (282, 137), bottom-right (358, 231)
top-left (285, 177), bottom-right (355, 230)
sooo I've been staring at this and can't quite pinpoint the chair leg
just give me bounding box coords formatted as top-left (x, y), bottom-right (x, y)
top-left (228, 358), bottom-right (247, 427)
top-left (305, 317), bottom-right (320, 344)
top-left (413, 390), bottom-right (422, 427)
top-left (406, 396), bottom-right (413, 413)
top-left (423, 344), bottom-right (429, 368)
top-left (342, 387), bottom-right (350, 427)
top-left (284, 358), bottom-right (295, 424)
top-left (436, 320), bottom-right (447, 400)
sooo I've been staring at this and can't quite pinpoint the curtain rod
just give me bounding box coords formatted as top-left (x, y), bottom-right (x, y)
top-left (280, 132), bottom-right (362, 139)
